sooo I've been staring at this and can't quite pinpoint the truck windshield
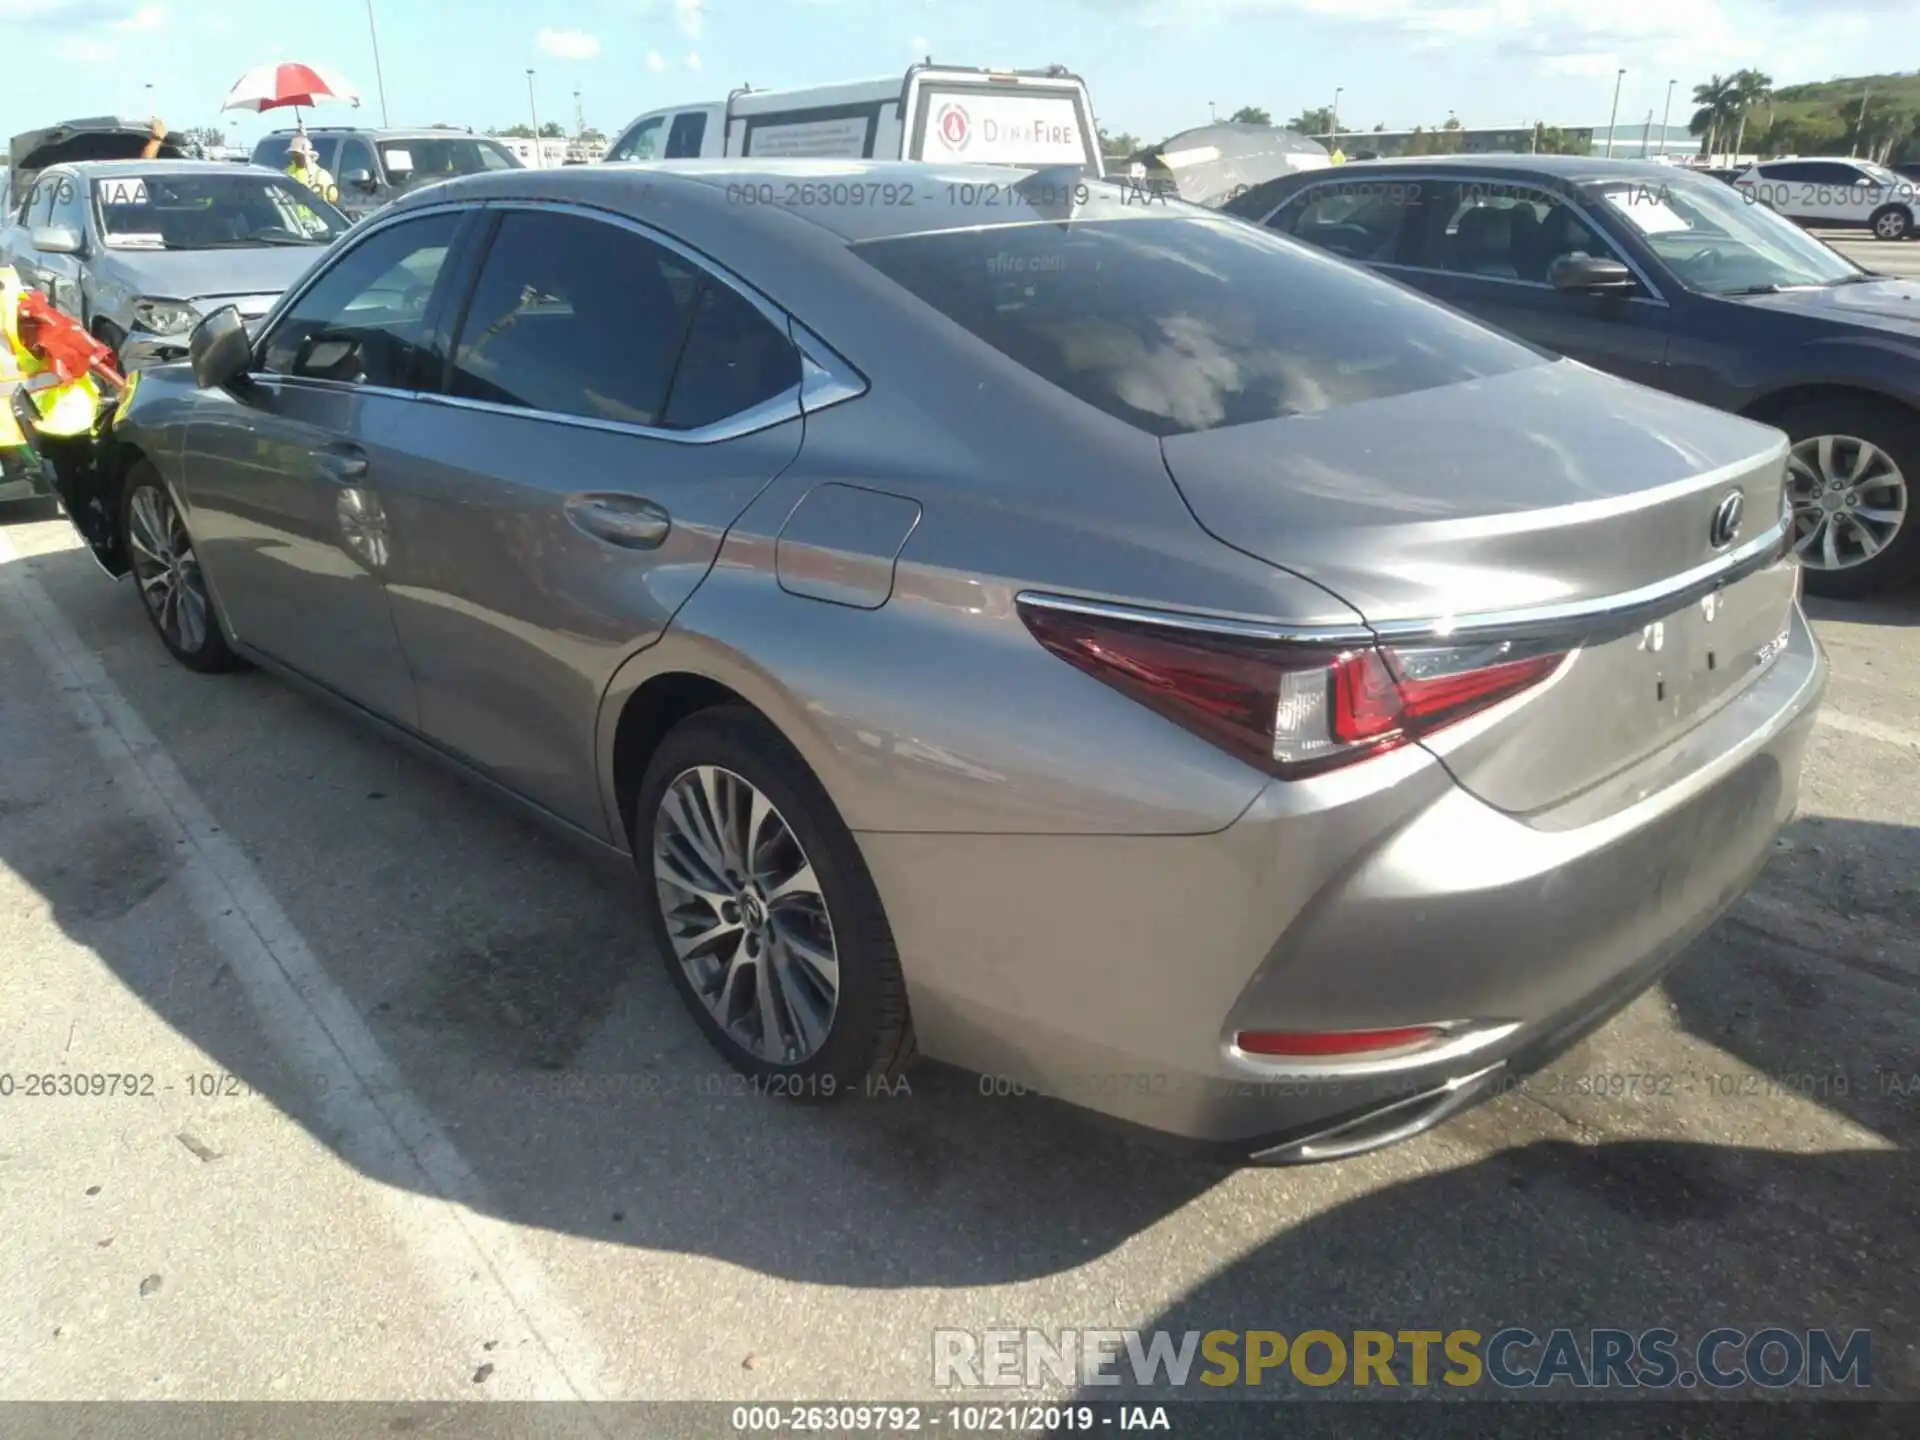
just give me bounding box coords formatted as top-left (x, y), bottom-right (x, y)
top-left (92, 172), bottom-right (349, 249)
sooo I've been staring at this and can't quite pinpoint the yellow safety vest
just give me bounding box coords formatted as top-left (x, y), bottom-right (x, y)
top-left (287, 160), bottom-right (341, 206)
top-left (0, 266), bottom-right (103, 441)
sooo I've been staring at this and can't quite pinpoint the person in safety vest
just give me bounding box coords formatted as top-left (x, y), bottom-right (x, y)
top-left (1, 264), bottom-right (124, 494)
top-left (285, 132), bottom-right (340, 205)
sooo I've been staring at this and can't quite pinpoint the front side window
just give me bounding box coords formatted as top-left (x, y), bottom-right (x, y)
top-left (50, 173), bottom-right (89, 235)
top-left (261, 210), bottom-right (460, 386)
top-left (338, 138), bottom-right (378, 183)
top-left (1590, 173), bottom-right (1859, 295)
top-left (91, 172), bottom-right (349, 250)
top-left (854, 216), bottom-right (1542, 437)
top-left (608, 118), bottom-right (665, 162)
top-left (449, 211), bottom-right (701, 425)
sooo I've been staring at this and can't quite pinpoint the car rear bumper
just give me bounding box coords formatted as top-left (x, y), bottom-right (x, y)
top-left (861, 601), bottom-right (1826, 1161)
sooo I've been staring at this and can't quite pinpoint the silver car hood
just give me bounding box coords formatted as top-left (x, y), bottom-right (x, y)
top-left (98, 243), bottom-right (325, 313)
top-left (1159, 359), bottom-right (1789, 625)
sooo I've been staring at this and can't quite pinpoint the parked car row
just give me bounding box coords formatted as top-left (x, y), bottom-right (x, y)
top-left (9, 159), bottom-right (1827, 1164)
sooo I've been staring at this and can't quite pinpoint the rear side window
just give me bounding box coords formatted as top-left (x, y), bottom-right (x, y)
top-left (662, 282), bottom-right (800, 428)
top-left (666, 112), bottom-right (708, 159)
top-left (1271, 181), bottom-right (1421, 262)
top-left (854, 217), bottom-right (1541, 437)
top-left (449, 210), bottom-right (701, 426)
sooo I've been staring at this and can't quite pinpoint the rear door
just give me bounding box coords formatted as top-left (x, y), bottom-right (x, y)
top-left (373, 204), bottom-right (806, 831)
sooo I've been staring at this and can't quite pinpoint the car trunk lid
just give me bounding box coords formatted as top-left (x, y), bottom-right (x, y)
top-left (9, 117), bottom-right (185, 196)
top-left (1159, 360), bottom-right (1798, 817)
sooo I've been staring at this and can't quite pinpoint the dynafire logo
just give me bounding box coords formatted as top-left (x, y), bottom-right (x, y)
top-left (932, 1326), bottom-right (1874, 1392)
top-left (935, 102), bottom-right (972, 153)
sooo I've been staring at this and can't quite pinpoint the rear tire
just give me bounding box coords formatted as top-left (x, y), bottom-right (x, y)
top-left (1776, 398), bottom-right (1919, 599)
top-left (633, 705), bottom-right (915, 1100)
top-left (120, 462), bottom-right (244, 672)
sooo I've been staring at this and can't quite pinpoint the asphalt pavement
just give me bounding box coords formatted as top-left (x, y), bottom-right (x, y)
top-left (0, 231), bottom-right (1916, 1427)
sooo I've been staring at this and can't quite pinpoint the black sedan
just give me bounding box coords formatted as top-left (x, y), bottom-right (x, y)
top-left (1225, 155), bottom-right (1920, 597)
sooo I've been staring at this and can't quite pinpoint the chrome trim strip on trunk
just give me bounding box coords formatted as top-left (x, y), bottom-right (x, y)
top-left (1016, 513), bottom-right (1792, 651)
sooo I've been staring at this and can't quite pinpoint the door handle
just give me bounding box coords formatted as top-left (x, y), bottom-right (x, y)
top-left (317, 443), bottom-right (369, 483)
top-left (565, 493), bottom-right (671, 550)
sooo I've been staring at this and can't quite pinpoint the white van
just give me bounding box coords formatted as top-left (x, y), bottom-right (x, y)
top-left (604, 63), bottom-right (1104, 176)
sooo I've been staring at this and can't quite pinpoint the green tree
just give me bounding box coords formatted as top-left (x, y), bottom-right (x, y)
top-left (539, 121), bottom-right (566, 138)
top-left (1098, 126), bottom-right (1142, 158)
top-left (1287, 106), bottom-right (1334, 135)
top-left (1690, 73), bottom-right (1740, 157)
top-left (1228, 105), bottom-right (1271, 126)
top-left (1754, 109), bottom-right (1843, 157)
top-left (491, 124), bottom-right (535, 138)
top-left (1729, 69), bottom-right (1773, 157)
top-left (1532, 123), bottom-right (1582, 154)
top-left (1842, 93), bottom-right (1919, 162)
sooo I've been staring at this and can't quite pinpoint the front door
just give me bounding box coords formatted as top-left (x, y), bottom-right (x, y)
top-left (178, 209), bottom-right (465, 726)
top-left (1388, 178), bottom-right (1672, 390)
top-left (373, 207), bottom-right (806, 831)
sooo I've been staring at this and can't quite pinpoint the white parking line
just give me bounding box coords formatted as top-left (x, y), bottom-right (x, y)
top-left (1816, 708), bottom-right (1920, 753)
top-left (0, 534), bottom-right (612, 1405)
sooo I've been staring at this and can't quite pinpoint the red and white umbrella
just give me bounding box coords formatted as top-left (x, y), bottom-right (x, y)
top-left (222, 61), bottom-right (362, 114)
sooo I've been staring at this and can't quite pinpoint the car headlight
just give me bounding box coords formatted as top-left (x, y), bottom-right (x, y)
top-left (132, 299), bottom-right (201, 335)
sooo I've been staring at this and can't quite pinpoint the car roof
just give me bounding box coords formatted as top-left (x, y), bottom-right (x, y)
top-left (396, 159), bottom-right (1204, 244)
top-left (1311, 153), bottom-right (1697, 185)
top-left (53, 159), bottom-right (285, 179)
top-left (260, 127), bottom-right (496, 140)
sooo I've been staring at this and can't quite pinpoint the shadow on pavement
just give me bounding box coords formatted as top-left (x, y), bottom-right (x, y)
top-left (1, 540), bottom-right (1913, 1354)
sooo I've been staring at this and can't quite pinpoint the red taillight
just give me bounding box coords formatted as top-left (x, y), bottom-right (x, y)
top-left (1235, 1025), bottom-right (1446, 1058)
top-left (1017, 600), bottom-right (1567, 778)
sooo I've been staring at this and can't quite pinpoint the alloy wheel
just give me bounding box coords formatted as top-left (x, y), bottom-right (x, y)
top-left (652, 765), bottom-right (840, 1065)
top-left (1786, 433), bottom-right (1908, 573)
top-left (126, 483), bottom-right (211, 654)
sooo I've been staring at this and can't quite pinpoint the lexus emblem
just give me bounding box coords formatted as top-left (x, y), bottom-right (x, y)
top-left (1709, 490), bottom-right (1745, 550)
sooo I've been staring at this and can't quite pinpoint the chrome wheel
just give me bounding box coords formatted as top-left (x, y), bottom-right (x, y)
top-left (1787, 434), bottom-right (1908, 573)
top-left (652, 765), bottom-right (840, 1065)
top-left (126, 483), bottom-right (210, 654)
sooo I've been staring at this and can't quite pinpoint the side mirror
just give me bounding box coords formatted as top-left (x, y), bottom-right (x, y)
top-left (31, 225), bottom-right (84, 256)
top-left (343, 168), bottom-right (376, 189)
top-left (189, 306), bottom-right (254, 390)
top-left (1549, 254), bottom-right (1638, 292)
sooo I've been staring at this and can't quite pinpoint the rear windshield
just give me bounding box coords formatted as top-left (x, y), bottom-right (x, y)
top-left (852, 217), bottom-right (1542, 436)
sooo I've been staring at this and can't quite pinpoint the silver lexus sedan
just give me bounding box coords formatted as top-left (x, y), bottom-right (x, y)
top-left (36, 160), bottom-right (1827, 1163)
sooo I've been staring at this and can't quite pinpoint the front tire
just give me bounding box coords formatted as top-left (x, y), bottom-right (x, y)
top-left (1778, 398), bottom-right (1918, 599)
top-left (634, 705), bottom-right (914, 1099)
top-left (1869, 205), bottom-right (1913, 242)
top-left (121, 462), bottom-right (243, 672)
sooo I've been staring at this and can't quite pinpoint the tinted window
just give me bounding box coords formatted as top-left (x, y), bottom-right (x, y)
top-left (1402, 180), bottom-right (1615, 285)
top-left (378, 137), bottom-right (519, 179)
top-left (338, 138), bottom-right (377, 182)
top-left (1271, 180), bottom-right (1419, 262)
top-left (855, 217), bottom-right (1541, 437)
top-left (666, 113), bottom-right (708, 159)
top-left (449, 211), bottom-right (700, 426)
top-left (261, 211), bottom-right (460, 386)
top-left (662, 282), bottom-right (800, 428)
top-left (608, 118), bottom-right (665, 162)
top-left (254, 134), bottom-right (341, 173)
top-left (1757, 162), bottom-right (1818, 183)
top-left (1805, 162), bottom-right (1869, 185)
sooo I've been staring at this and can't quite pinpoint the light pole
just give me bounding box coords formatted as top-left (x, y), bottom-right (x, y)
top-left (1658, 78), bottom-right (1675, 158)
top-left (526, 69), bottom-right (542, 166)
top-left (1852, 83), bottom-right (1871, 158)
top-left (1641, 109), bottom-right (1653, 157)
top-left (1208, 100), bottom-right (1216, 124)
top-left (1331, 87), bottom-right (1342, 148)
top-left (366, 1), bottom-right (391, 126)
top-left (1604, 67), bottom-right (1626, 158)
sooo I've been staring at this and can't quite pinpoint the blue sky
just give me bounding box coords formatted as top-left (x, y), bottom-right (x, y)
top-left (0, 0), bottom-right (1903, 149)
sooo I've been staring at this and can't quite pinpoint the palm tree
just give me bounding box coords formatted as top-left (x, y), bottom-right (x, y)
top-left (1729, 69), bottom-right (1773, 159)
top-left (1689, 74), bottom-right (1739, 159)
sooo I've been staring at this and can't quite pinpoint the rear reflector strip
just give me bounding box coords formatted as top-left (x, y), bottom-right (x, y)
top-left (1235, 1025), bottom-right (1446, 1058)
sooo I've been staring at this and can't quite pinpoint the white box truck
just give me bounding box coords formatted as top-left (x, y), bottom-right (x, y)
top-left (603, 63), bottom-right (1104, 175)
